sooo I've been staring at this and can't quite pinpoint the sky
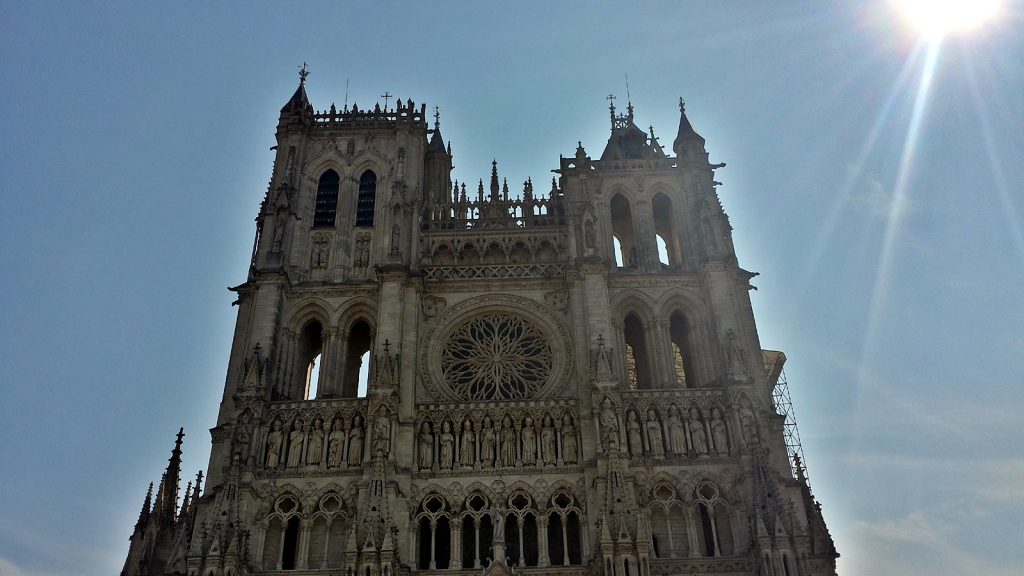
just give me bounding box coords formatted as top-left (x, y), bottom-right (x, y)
top-left (1, 1), bottom-right (1022, 575)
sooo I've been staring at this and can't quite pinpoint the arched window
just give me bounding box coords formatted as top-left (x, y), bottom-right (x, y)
top-left (652, 194), bottom-right (678, 266)
top-left (506, 492), bottom-right (539, 567)
top-left (547, 491), bottom-right (583, 566)
top-left (416, 495), bottom-right (452, 570)
top-left (669, 312), bottom-right (695, 388)
top-left (692, 482), bottom-right (734, 557)
top-left (314, 170), bottom-right (340, 228)
top-left (263, 496), bottom-right (301, 570)
top-left (297, 321), bottom-right (323, 400)
top-left (341, 320), bottom-right (372, 398)
top-left (624, 313), bottom-right (651, 389)
top-left (307, 494), bottom-right (346, 569)
top-left (356, 170), bottom-right (377, 227)
top-left (610, 194), bottom-right (636, 268)
top-left (461, 494), bottom-right (494, 568)
top-left (649, 484), bottom-right (689, 559)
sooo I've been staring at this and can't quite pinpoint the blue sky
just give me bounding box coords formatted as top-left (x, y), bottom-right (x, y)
top-left (1, 1), bottom-right (1022, 574)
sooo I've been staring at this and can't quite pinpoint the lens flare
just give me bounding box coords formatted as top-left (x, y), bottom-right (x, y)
top-left (895, 0), bottom-right (1002, 38)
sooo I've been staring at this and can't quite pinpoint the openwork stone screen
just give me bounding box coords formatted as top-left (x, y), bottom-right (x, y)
top-left (440, 313), bottom-right (553, 400)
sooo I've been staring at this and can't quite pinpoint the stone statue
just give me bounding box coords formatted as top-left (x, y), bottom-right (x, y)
top-left (521, 417), bottom-right (537, 465)
top-left (348, 415), bottom-right (364, 465)
top-left (286, 420), bottom-right (305, 468)
top-left (306, 418), bottom-right (324, 465)
top-left (460, 419), bottom-right (476, 467)
top-left (646, 410), bottom-right (665, 459)
top-left (373, 411), bottom-right (391, 458)
top-left (232, 413), bottom-right (252, 463)
top-left (626, 411), bottom-right (643, 457)
top-left (265, 420), bottom-right (283, 468)
top-left (710, 408), bottom-right (730, 455)
top-left (688, 407), bottom-right (709, 457)
top-left (439, 421), bottom-right (455, 470)
top-left (724, 329), bottom-right (749, 381)
top-left (667, 407), bottom-right (687, 456)
top-left (599, 397), bottom-right (619, 450)
top-left (480, 416), bottom-right (496, 466)
top-left (584, 219), bottom-right (595, 251)
top-left (500, 416), bottom-right (517, 467)
top-left (418, 422), bottom-right (434, 470)
top-left (738, 404), bottom-right (756, 442)
top-left (540, 415), bottom-right (556, 465)
top-left (327, 418), bottom-right (344, 468)
top-left (561, 415), bottom-right (578, 465)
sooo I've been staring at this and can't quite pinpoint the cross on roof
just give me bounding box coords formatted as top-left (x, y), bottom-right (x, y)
top-left (381, 91), bottom-right (392, 110)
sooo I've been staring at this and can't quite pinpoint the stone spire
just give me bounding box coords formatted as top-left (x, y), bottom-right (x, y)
top-left (489, 159), bottom-right (500, 201)
top-left (134, 482), bottom-right (153, 532)
top-left (673, 97), bottom-right (706, 159)
top-left (155, 428), bottom-right (184, 524)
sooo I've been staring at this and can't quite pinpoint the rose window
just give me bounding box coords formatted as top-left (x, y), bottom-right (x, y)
top-left (440, 313), bottom-right (553, 400)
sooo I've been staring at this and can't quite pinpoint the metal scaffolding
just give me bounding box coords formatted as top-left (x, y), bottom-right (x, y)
top-left (764, 351), bottom-right (809, 482)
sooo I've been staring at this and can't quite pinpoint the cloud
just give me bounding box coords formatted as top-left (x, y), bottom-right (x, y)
top-left (0, 558), bottom-right (29, 576)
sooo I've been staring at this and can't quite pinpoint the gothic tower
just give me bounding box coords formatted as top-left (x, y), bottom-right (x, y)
top-left (122, 72), bottom-right (837, 576)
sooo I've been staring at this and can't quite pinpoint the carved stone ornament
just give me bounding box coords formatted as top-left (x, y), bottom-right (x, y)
top-left (421, 294), bottom-right (447, 318)
top-left (420, 294), bottom-right (572, 402)
top-left (543, 289), bottom-right (569, 311)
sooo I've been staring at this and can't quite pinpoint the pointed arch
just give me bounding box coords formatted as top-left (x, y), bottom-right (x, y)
top-left (652, 193), bottom-right (679, 266)
top-left (610, 193), bottom-right (637, 268)
top-left (314, 170), bottom-right (340, 228)
top-left (356, 170), bottom-right (377, 227)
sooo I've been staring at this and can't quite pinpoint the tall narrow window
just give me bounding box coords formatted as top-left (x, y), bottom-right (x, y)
top-left (624, 314), bottom-right (651, 389)
top-left (356, 170), bottom-right (377, 227)
top-left (610, 194), bottom-right (636, 267)
top-left (341, 320), bottom-right (372, 398)
top-left (282, 516), bottom-right (300, 569)
top-left (314, 170), bottom-right (340, 228)
top-left (652, 194), bottom-right (678, 265)
top-left (669, 312), bottom-right (694, 388)
top-left (697, 503), bottom-right (716, 557)
top-left (297, 321), bottom-right (323, 400)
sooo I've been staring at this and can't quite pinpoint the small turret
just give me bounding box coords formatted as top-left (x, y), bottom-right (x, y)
top-left (672, 98), bottom-right (706, 160)
top-left (278, 63), bottom-right (314, 128)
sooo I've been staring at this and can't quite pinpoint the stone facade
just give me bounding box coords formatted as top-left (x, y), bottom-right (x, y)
top-left (121, 73), bottom-right (837, 576)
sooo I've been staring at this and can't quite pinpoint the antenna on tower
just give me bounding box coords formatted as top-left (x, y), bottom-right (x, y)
top-left (344, 78), bottom-right (350, 110)
top-left (624, 72), bottom-right (632, 105)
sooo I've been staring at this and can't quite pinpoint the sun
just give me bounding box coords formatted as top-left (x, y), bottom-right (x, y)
top-left (894, 0), bottom-right (1003, 38)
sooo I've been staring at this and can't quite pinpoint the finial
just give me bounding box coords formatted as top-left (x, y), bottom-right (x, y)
top-left (606, 94), bottom-right (616, 124)
top-left (175, 427), bottom-right (184, 449)
top-left (380, 91), bottom-right (392, 110)
top-left (679, 97), bottom-right (685, 112)
top-left (298, 62), bottom-right (309, 86)
top-left (434, 105), bottom-right (441, 131)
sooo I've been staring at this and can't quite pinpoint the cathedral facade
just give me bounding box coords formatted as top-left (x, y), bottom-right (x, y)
top-left (122, 72), bottom-right (837, 576)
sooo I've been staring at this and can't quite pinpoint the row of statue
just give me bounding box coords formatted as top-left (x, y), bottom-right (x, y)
top-left (601, 399), bottom-right (733, 458)
top-left (418, 414), bottom-right (578, 471)
top-left (264, 415), bottom-right (368, 469)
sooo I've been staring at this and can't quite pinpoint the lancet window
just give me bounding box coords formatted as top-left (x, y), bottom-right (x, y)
top-left (610, 194), bottom-right (636, 268)
top-left (546, 491), bottom-right (583, 565)
top-left (649, 483), bottom-right (689, 559)
top-left (692, 482), bottom-right (735, 557)
top-left (307, 494), bottom-right (348, 569)
top-left (623, 313), bottom-right (651, 389)
top-left (505, 492), bottom-right (539, 567)
top-left (652, 193), bottom-right (679, 266)
top-left (356, 170), bottom-right (376, 227)
top-left (298, 320), bottom-right (324, 400)
top-left (416, 494), bottom-right (453, 570)
top-left (314, 170), bottom-right (340, 228)
top-left (669, 312), bottom-right (694, 388)
top-left (340, 320), bottom-right (372, 398)
top-left (262, 495), bottom-right (302, 570)
top-left (460, 494), bottom-right (494, 569)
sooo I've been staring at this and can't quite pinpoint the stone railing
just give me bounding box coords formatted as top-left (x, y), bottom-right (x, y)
top-left (422, 263), bottom-right (566, 281)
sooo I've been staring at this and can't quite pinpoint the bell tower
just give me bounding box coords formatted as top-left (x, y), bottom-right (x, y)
top-left (121, 71), bottom-right (837, 576)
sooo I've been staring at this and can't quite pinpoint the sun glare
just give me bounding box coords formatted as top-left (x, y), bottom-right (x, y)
top-left (895, 0), bottom-right (1002, 38)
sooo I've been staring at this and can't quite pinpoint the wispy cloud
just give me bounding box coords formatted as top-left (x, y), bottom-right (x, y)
top-left (0, 557), bottom-right (29, 576)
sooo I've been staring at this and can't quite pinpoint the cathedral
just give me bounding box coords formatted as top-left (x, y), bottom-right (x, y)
top-left (121, 70), bottom-right (837, 576)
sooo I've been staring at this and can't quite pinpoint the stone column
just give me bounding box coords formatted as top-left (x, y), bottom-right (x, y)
top-left (538, 515), bottom-right (550, 566)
